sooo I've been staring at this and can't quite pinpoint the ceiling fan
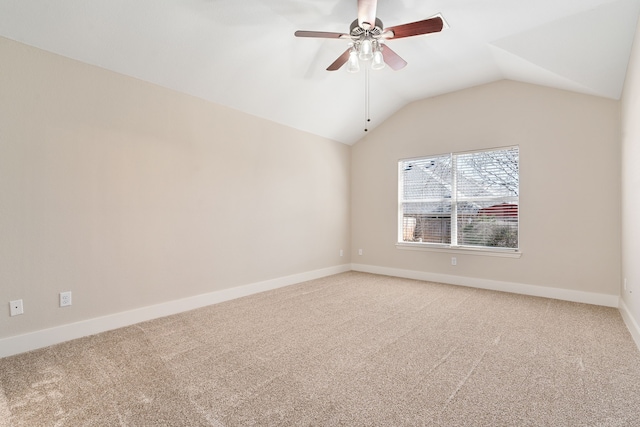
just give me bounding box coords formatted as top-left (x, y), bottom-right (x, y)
top-left (294, 0), bottom-right (444, 72)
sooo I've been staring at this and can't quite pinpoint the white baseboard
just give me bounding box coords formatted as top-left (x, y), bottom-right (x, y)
top-left (351, 263), bottom-right (620, 308)
top-left (2, 264), bottom-right (628, 359)
top-left (619, 299), bottom-right (640, 352)
top-left (0, 264), bottom-right (351, 359)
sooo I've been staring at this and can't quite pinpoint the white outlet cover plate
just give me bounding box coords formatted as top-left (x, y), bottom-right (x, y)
top-left (60, 291), bottom-right (72, 307)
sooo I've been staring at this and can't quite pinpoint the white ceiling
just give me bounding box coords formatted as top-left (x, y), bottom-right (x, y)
top-left (1, 0), bottom-right (639, 145)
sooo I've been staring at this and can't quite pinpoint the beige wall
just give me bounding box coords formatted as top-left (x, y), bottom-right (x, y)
top-left (0, 37), bottom-right (351, 339)
top-left (0, 32), bottom-right (629, 345)
top-left (622, 20), bottom-right (640, 329)
top-left (351, 80), bottom-right (620, 296)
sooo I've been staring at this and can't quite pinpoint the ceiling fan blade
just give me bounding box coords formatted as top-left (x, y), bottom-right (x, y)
top-left (357, 0), bottom-right (378, 30)
top-left (327, 49), bottom-right (352, 71)
top-left (294, 30), bottom-right (349, 39)
top-left (383, 16), bottom-right (444, 39)
top-left (381, 45), bottom-right (407, 71)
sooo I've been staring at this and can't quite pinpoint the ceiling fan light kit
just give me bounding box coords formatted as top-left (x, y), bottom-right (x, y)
top-left (294, 0), bottom-right (445, 73)
top-left (345, 39), bottom-right (385, 73)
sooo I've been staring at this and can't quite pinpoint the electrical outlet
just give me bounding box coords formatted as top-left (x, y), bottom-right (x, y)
top-left (358, 249), bottom-right (363, 256)
top-left (10, 299), bottom-right (23, 316)
top-left (60, 291), bottom-right (72, 307)
top-left (340, 249), bottom-right (344, 257)
top-left (451, 257), bottom-right (457, 266)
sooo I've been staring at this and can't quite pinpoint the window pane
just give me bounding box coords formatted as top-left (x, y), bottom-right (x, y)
top-left (456, 148), bottom-right (519, 199)
top-left (457, 200), bottom-right (518, 248)
top-left (402, 202), bottom-right (451, 244)
top-left (401, 156), bottom-right (452, 201)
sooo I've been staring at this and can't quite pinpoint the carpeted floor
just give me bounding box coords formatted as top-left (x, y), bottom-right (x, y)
top-left (1, 272), bottom-right (639, 426)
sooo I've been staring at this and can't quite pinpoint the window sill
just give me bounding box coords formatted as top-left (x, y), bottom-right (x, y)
top-left (396, 242), bottom-right (522, 258)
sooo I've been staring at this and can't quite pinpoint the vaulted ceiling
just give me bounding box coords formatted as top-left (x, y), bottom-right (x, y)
top-left (1, 0), bottom-right (639, 144)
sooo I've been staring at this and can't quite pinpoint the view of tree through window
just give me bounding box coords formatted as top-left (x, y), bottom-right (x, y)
top-left (399, 147), bottom-right (519, 250)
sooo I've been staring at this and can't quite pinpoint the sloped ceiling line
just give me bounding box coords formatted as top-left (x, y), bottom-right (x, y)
top-left (0, 0), bottom-right (639, 144)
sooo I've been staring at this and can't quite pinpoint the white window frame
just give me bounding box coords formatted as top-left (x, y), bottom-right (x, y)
top-left (397, 146), bottom-right (521, 258)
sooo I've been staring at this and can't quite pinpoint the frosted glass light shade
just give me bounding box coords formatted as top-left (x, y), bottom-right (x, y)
top-left (347, 51), bottom-right (360, 73)
top-left (372, 50), bottom-right (385, 70)
top-left (359, 39), bottom-right (373, 61)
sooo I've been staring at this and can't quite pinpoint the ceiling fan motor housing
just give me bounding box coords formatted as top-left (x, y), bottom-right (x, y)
top-left (349, 18), bottom-right (384, 40)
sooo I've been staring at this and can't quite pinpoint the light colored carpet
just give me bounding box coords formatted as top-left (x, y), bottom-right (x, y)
top-left (1, 272), bottom-right (639, 426)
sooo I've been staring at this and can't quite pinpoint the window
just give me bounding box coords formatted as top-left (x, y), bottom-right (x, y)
top-left (398, 146), bottom-right (519, 251)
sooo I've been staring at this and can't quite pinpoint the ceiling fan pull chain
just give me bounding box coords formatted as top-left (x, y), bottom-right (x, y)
top-left (364, 67), bottom-right (370, 132)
